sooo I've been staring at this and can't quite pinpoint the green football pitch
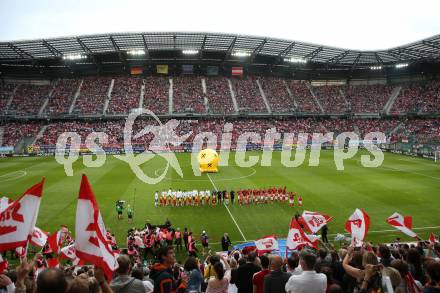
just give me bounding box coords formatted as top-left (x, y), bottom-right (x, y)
top-left (1, 150), bottom-right (439, 252)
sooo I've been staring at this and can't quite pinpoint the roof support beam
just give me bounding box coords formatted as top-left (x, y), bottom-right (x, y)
top-left (198, 34), bottom-right (207, 60)
top-left (250, 38), bottom-right (267, 63)
top-left (374, 53), bottom-right (383, 64)
top-left (8, 43), bottom-right (33, 59)
top-left (141, 34), bottom-right (151, 60)
top-left (304, 47), bottom-right (323, 61)
top-left (350, 53), bottom-right (362, 70)
top-left (325, 50), bottom-right (350, 64)
top-left (42, 40), bottom-right (62, 58)
top-left (76, 38), bottom-right (92, 55)
top-left (223, 36), bottom-right (237, 62)
top-left (109, 36), bottom-right (120, 52)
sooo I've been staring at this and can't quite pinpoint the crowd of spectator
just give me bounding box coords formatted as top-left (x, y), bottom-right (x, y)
top-left (107, 77), bottom-right (142, 114)
top-left (45, 79), bottom-right (80, 116)
top-left (1, 77), bottom-right (439, 117)
top-left (205, 77), bottom-right (235, 114)
top-left (313, 86), bottom-right (349, 114)
top-left (0, 83), bottom-right (16, 114)
top-left (173, 77), bottom-right (205, 113)
top-left (143, 77), bottom-right (169, 114)
top-left (391, 81), bottom-right (440, 114)
top-left (8, 84), bottom-right (52, 116)
top-left (1, 217), bottom-right (440, 293)
top-left (74, 77), bottom-right (111, 115)
top-left (259, 77), bottom-right (295, 113)
top-left (0, 122), bottom-right (42, 146)
top-left (286, 81), bottom-right (321, 113)
top-left (2, 117), bottom-right (433, 148)
top-left (232, 77), bottom-right (268, 113)
top-left (344, 84), bottom-right (393, 113)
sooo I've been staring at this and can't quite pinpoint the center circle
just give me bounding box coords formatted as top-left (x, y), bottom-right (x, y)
top-left (153, 165), bottom-right (257, 182)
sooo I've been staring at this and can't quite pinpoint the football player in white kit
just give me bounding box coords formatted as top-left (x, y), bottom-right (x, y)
top-left (154, 191), bottom-right (159, 207)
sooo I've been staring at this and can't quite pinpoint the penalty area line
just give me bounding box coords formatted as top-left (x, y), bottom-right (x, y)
top-left (206, 173), bottom-right (247, 242)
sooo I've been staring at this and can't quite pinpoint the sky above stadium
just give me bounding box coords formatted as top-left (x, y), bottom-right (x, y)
top-left (0, 0), bottom-right (439, 50)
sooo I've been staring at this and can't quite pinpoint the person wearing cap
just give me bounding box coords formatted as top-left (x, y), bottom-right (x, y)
top-left (285, 251), bottom-right (327, 293)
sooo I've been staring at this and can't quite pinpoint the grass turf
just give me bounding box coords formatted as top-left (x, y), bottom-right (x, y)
top-left (1, 150), bottom-right (439, 254)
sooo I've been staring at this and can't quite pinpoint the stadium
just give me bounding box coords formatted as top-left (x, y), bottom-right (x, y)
top-left (0, 3), bottom-right (440, 293)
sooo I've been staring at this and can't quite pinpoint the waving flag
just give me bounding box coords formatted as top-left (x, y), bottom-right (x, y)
top-left (386, 212), bottom-right (418, 239)
top-left (255, 235), bottom-right (279, 255)
top-left (0, 179), bottom-right (45, 252)
top-left (299, 211), bottom-right (333, 234)
top-left (75, 175), bottom-right (118, 280)
top-left (0, 197), bottom-right (12, 213)
top-left (30, 227), bottom-right (48, 247)
top-left (345, 208), bottom-right (370, 245)
top-left (47, 230), bottom-right (63, 254)
top-left (286, 218), bottom-right (319, 250)
top-left (61, 244), bottom-right (77, 260)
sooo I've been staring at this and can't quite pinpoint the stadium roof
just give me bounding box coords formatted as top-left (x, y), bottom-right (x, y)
top-left (1, 32), bottom-right (440, 66)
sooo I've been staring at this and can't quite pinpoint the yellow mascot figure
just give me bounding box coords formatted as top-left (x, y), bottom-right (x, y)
top-left (197, 148), bottom-right (220, 173)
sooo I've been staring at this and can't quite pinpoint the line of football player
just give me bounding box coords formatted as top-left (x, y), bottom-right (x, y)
top-left (154, 187), bottom-right (303, 207)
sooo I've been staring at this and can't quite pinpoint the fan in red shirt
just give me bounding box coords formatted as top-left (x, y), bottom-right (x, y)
top-left (252, 254), bottom-right (270, 293)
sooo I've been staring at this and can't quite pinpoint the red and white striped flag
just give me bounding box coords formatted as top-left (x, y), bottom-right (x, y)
top-left (30, 226), bottom-right (48, 247)
top-left (60, 244), bottom-right (76, 260)
top-left (0, 179), bottom-right (45, 252)
top-left (231, 67), bottom-right (243, 76)
top-left (255, 235), bottom-right (279, 255)
top-left (286, 218), bottom-right (319, 251)
top-left (345, 208), bottom-right (370, 246)
top-left (386, 213), bottom-right (418, 239)
top-left (299, 211), bottom-right (333, 234)
top-left (75, 175), bottom-right (118, 281)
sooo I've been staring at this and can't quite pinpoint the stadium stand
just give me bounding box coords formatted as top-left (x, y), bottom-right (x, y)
top-left (286, 81), bottom-right (321, 113)
top-left (391, 81), bottom-right (440, 114)
top-left (232, 77), bottom-right (267, 113)
top-left (45, 79), bottom-right (80, 116)
top-left (344, 84), bottom-right (394, 113)
top-left (205, 77), bottom-right (235, 114)
top-left (107, 76), bottom-right (142, 114)
top-left (259, 77), bottom-right (295, 113)
top-left (143, 76), bottom-right (169, 114)
top-left (0, 83), bottom-right (15, 114)
top-left (313, 85), bottom-right (349, 114)
top-left (73, 77), bottom-right (111, 115)
top-left (8, 84), bottom-right (52, 116)
top-left (173, 76), bottom-right (205, 113)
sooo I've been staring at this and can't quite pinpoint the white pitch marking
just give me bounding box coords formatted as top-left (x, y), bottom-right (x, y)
top-left (207, 172), bottom-right (247, 241)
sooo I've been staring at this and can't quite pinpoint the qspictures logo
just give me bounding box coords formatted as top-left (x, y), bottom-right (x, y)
top-left (55, 109), bottom-right (386, 184)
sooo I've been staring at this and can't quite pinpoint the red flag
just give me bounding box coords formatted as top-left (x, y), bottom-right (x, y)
top-left (75, 175), bottom-right (118, 281)
top-left (254, 235), bottom-right (279, 255)
top-left (0, 197), bottom-right (12, 213)
top-left (0, 179), bottom-right (45, 252)
top-left (300, 211), bottom-right (333, 234)
top-left (46, 258), bottom-right (59, 268)
top-left (30, 227), bottom-right (48, 247)
top-left (286, 218), bottom-right (318, 251)
top-left (429, 233), bottom-right (437, 244)
top-left (345, 208), bottom-right (370, 246)
top-left (386, 212), bottom-right (418, 239)
top-left (47, 230), bottom-right (62, 254)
